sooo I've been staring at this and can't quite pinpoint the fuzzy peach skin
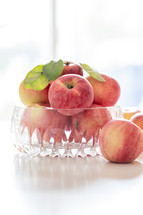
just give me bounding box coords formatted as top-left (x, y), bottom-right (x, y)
top-left (19, 81), bottom-right (51, 106)
top-left (99, 119), bottom-right (143, 163)
top-left (20, 104), bottom-right (68, 144)
top-left (130, 112), bottom-right (143, 130)
top-left (48, 74), bottom-right (94, 116)
top-left (123, 107), bottom-right (141, 120)
top-left (61, 61), bottom-right (83, 76)
top-left (69, 104), bottom-right (112, 143)
top-left (86, 74), bottom-right (121, 107)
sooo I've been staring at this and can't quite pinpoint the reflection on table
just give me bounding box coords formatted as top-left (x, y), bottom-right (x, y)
top-left (13, 153), bottom-right (143, 192)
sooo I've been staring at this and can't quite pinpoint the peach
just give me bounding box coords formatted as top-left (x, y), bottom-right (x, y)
top-left (70, 104), bottom-right (112, 143)
top-left (19, 81), bottom-right (50, 106)
top-left (122, 107), bottom-right (141, 120)
top-left (99, 119), bottom-right (143, 163)
top-left (61, 61), bottom-right (83, 76)
top-left (86, 74), bottom-right (121, 106)
top-left (130, 112), bottom-right (143, 130)
top-left (20, 104), bottom-right (68, 144)
top-left (48, 74), bottom-right (94, 116)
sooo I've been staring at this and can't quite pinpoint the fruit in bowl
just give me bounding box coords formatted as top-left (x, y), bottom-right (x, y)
top-left (69, 104), bottom-right (112, 143)
top-left (61, 61), bottom-right (83, 76)
top-left (12, 59), bottom-right (125, 157)
top-left (48, 74), bottom-right (94, 116)
top-left (19, 81), bottom-right (50, 106)
top-left (20, 103), bottom-right (69, 144)
top-left (13, 104), bottom-right (122, 157)
top-left (86, 74), bottom-right (121, 106)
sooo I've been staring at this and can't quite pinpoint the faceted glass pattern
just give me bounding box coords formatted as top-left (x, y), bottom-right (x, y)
top-left (11, 105), bottom-right (123, 158)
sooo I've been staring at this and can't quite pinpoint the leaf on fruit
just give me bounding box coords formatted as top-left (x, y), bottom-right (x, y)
top-left (80, 63), bottom-right (105, 82)
top-left (23, 59), bottom-right (64, 90)
top-left (23, 65), bottom-right (49, 90)
top-left (43, 59), bottom-right (64, 81)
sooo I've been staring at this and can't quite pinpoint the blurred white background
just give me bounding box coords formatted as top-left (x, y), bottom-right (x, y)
top-left (1, 0), bottom-right (143, 121)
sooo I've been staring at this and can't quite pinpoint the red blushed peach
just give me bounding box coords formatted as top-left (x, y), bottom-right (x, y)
top-left (69, 104), bottom-right (112, 143)
top-left (61, 61), bottom-right (83, 76)
top-left (43, 116), bottom-right (71, 143)
top-left (19, 81), bottom-right (51, 106)
top-left (99, 119), bottom-right (143, 163)
top-left (130, 112), bottom-right (143, 130)
top-left (48, 74), bottom-right (94, 116)
top-left (20, 104), bottom-right (68, 144)
top-left (86, 74), bottom-right (121, 107)
top-left (122, 107), bottom-right (141, 120)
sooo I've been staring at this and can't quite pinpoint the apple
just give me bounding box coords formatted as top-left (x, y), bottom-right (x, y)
top-left (99, 119), bottom-right (143, 163)
top-left (20, 104), bottom-right (68, 144)
top-left (122, 107), bottom-right (141, 120)
top-left (48, 74), bottom-right (94, 116)
top-left (86, 74), bottom-right (121, 106)
top-left (70, 104), bottom-right (112, 143)
top-left (19, 81), bottom-right (51, 107)
top-left (130, 112), bottom-right (143, 130)
top-left (61, 61), bottom-right (83, 76)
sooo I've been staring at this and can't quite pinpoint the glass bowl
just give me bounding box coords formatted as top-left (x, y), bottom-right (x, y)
top-left (11, 104), bottom-right (123, 158)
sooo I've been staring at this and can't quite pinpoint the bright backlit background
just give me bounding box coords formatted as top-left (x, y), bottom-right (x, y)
top-left (0, 0), bottom-right (143, 120)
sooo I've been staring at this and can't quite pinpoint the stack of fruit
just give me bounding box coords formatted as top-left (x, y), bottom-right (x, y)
top-left (17, 59), bottom-right (143, 162)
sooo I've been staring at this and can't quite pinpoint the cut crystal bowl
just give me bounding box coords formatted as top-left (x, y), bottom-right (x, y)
top-left (11, 104), bottom-right (123, 158)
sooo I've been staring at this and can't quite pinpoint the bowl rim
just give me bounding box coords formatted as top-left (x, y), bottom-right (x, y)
top-left (13, 102), bottom-right (122, 111)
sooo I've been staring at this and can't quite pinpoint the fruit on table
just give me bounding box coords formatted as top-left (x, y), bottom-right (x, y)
top-left (70, 104), bottom-right (112, 143)
top-left (86, 74), bottom-right (121, 106)
top-left (130, 112), bottom-right (143, 130)
top-left (48, 74), bottom-right (94, 116)
top-left (61, 61), bottom-right (83, 76)
top-left (20, 104), bottom-right (68, 143)
top-left (122, 107), bottom-right (141, 120)
top-left (99, 119), bottom-right (143, 163)
top-left (19, 81), bottom-right (50, 106)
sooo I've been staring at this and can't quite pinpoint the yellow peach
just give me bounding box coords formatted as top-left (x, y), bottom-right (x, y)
top-left (19, 81), bottom-right (50, 106)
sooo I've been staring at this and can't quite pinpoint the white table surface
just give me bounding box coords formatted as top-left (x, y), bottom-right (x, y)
top-left (1, 120), bottom-right (143, 215)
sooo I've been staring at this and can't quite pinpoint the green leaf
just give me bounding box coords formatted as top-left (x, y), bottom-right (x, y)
top-left (23, 65), bottom-right (49, 90)
top-left (80, 63), bottom-right (105, 82)
top-left (43, 59), bottom-right (64, 81)
top-left (23, 59), bottom-right (64, 90)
